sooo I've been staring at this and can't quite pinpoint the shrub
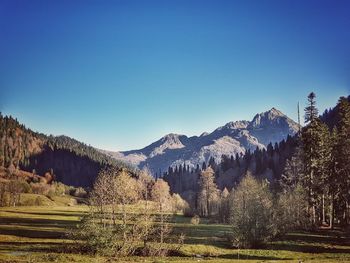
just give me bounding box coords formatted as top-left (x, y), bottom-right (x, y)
top-left (69, 215), bottom-right (120, 256)
top-left (31, 183), bottom-right (50, 195)
top-left (71, 187), bottom-right (87, 198)
top-left (19, 180), bottom-right (32, 193)
top-left (35, 196), bottom-right (45, 206)
top-left (190, 215), bottom-right (200, 225)
top-left (52, 182), bottom-right (66, 196)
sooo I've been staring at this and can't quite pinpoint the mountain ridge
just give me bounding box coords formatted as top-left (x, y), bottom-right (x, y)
top-left (102, 108), bottom-right (300, 174)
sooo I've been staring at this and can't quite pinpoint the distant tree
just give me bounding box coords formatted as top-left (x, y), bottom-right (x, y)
top-left (301, 92), bottom-right (331, 225)
top-left (137, 167), bottom-right (154, 207)
top-left (115, 169), bottom-right (139, 248)
top-left (151, 179), bottom-right (172, 245)
top-left (0, 182), bottom-right (8, 207)
top-left (281, 146), bottom-right (304, 191)
top-left (330, 97), bottom-right (350, 226)
top-left (304, 92), bottom-right (319, 124)
top-left (89, 168), bottom-right (140, 255)
top-left (171, 193), bottom-right (189, 214)
top-left (208, 157), bottom-right (217, 170)
top-left (276, 184), bottom-right (310, 233)
top-left (197, 167), bottom-right (219, 217)
top-left (218, 187), bottom-right (230, 223)
top-left (221, 155), bottom-right (231, 172)
top-left (202, 162), bottom-right (207, 171)
top-left (195, 164), bottom-right (200, 173)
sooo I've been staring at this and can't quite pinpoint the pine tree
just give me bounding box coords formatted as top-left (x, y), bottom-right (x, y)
top-left (281, 146), bottom-right (304, 191)
top-left (304, 92), bottom-right (319, 123)
top-left (331, 97), bottom-right (350, 225)
top-left (301, 92), bottom-right (330, 225)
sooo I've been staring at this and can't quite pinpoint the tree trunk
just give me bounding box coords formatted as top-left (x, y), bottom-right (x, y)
top-left (312, 204), bottom-right (316, 225)
top-left (122, 202), bottom-right (127, 243)
top-left (329, 195), bottom-right (334, 229)
top-left (322, 194), bottom-right (326, 224)
top-left (160, 203), bottom-right (164, 244)
top-left (347, 200), bottom-right (350, 225)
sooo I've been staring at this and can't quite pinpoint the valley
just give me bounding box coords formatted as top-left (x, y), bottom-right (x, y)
top-left (1, 205), bottom-right (350, 263)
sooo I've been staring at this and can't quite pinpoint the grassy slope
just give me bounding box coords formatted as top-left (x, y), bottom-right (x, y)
top-left (0, 206), bottom-right (349, 263)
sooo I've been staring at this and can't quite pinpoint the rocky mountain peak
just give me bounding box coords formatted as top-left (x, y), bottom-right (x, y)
top-left (109, 107), bottom-right (300, 174)
top-left (249, 107), bottom-right (288, 129)
top-left (159, 133), bottom-right (186, 148)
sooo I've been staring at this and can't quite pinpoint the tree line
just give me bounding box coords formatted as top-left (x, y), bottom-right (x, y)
top-left (0, 113), bottom-right (131, 186)
top-left (283, 93), bottom-right (350, 227)
top-left (72, 167), bottom-right (187, 256)
top-left (160, 93), bottom-right (350, 248)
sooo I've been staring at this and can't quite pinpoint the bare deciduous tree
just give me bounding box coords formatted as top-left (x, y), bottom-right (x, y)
top-left (151, 179), bottom-right (172, 246)
top-left (197, 167), bottom-right (219, 217)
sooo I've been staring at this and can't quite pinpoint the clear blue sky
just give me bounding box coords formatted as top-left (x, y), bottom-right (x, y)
top-left (1, 0), bottom-right (349, 151)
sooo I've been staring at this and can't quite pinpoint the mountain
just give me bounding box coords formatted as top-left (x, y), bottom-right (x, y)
top-left (103, 108), bottom-right (300, 174)
top-left (0, 114), bottom-right (129, 187)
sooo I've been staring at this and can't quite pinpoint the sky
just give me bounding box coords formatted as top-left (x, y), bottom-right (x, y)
top-left (0, 0), bottom-right (349, 151)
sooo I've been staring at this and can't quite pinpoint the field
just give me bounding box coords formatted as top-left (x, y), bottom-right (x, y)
top-left (0, 205), bottom-right (350, 263)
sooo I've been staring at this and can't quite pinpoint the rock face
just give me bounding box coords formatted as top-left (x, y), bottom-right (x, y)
top-left (102, 108), bottom-right (300, 174)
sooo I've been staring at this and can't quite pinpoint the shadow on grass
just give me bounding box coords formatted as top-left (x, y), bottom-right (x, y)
top-left (266, 229), bottom-right (350, 254)
top-left (0, 216), bottom-right (78, 238)
top-left (0, 241), bottom-right (68, 254)
top-left (269, 242), bottom-right (350, 254)
top-left (0, 216), bottom-right (78, 228)
top-left (217, 253), bottom-right (285, 260)
top-left (283, 229), bottom-right (350, 246)
top-left (0, 227), bottom-right (66, 239)
top-left (1, 210), bottom-right (87, 218)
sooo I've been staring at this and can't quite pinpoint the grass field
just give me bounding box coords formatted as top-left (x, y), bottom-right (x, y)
top-left (0, 205), bottom-right (350, 262)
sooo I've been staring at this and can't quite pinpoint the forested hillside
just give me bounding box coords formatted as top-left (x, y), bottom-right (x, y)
top-left (163, 134), bottom-right (298, 204)
top-left (0, 114), bottom-right (129, 186)
top-left (163, 94), bottom-right (350, 227)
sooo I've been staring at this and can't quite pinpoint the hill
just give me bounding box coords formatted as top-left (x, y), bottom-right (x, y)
top-left (0, 114), bottom-right (129, 187)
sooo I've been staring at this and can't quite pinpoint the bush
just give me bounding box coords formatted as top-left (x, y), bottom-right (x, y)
top-left (19, 180), bottom-right (32, 193)
top-left (31, 183), bottom-right (50, 195)
top-left (69, 215), bottom-right (120, 256)
top-left (190, 215), bottom-right (200, 225)
top-left (71, 187), bottom-right (87, 198)
top-left (35, 196), bottom-right (45, 206)
top-left (52, 182), bottom-right (66, 196)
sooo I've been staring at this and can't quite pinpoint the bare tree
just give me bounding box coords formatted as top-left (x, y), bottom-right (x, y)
top-left (151, 179), bottom-right (172, 245)
top-left (73, 168), bottom-right (181, 257)
top-left (137, 167), bottom-right (154, 208)
top-left (0, 181), bottom-right (8, 207)
top-left (218, 187), bottom-right (230, 223)
top-left (171, 193), bottom-right (189, 214)
top-left (197, 167), bottom-right (219, 217)
top-left (115, 168), bottom-right (139, 246)
top-left (8, 179), bottom-right (25, 207)
top-left (90, 167), bottom-right (117, 227)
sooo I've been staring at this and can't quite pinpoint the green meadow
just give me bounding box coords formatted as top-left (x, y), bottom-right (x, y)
top-left (0, 204), bottom-right (349, 263)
